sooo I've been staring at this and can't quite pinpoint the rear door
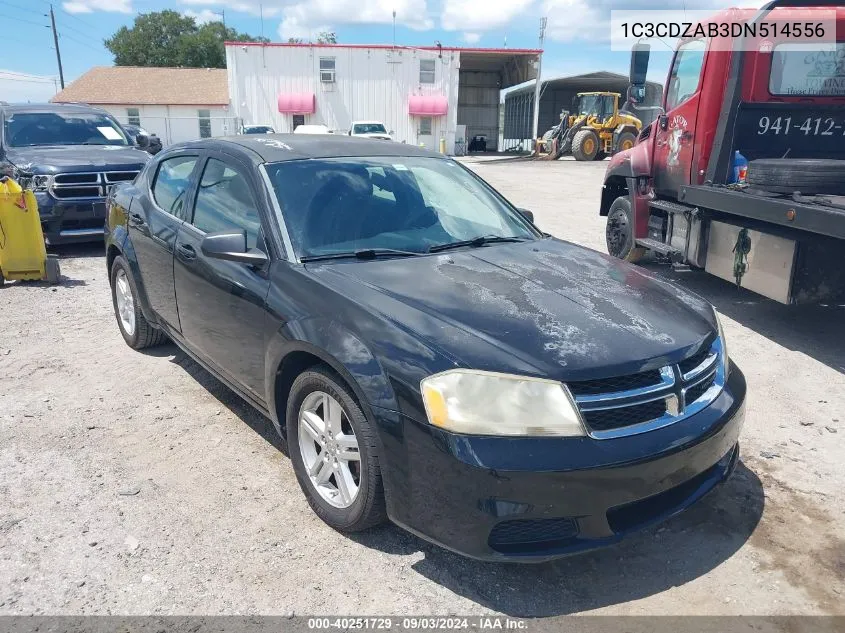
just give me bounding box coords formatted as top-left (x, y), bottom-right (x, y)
top-left (653, 39), bottom-right (707, 197)
top-left (173, 153), bottom-right (271, 399)
top-left (129, 151), bottom-right (200, 330)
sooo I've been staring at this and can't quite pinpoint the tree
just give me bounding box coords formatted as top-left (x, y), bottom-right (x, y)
top-left (316, 31), bottom-right (337, 44)
top-left (105, 10), bottom-right (268, 68)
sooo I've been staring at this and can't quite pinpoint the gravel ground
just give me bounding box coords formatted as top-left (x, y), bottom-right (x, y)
top-left (1, 157), bottom-right (843, 616)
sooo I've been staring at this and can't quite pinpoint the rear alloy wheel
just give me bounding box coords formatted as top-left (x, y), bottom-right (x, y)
top-left (287, 367), bottom-right (386, 531)
top-left (605, 196), bottom-right (645, 263)
top-left (110, 255), bottom-right (167, 349)
top-left (572, 129), bottom-right (600, 161)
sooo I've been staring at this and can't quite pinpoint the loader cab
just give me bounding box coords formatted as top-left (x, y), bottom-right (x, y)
top-left (575, 93), bottom-right (618, 124)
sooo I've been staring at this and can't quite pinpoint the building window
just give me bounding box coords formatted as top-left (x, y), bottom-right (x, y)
top-left (419, 59), bottom-right (435, 84)
top-left (126, 107), bottom-right (140, 126)
top-left (419, 117), bottom-right (432, 135)
top-left (198, 109), bottom-right (211, 138)
top-left (319, 57), bottom-right (336, 83)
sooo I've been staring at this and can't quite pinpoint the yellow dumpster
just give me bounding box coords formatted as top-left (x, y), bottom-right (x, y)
top-left (0, 176), bottom-right (60, 287)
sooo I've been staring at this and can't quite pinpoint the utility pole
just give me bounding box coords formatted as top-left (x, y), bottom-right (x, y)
top-left (49, 4), bottom-right (65, 89)
top-left (531, 17), bottom-right (547, 149)
top-left (259, 4), bottom-right (264, 39)
top-left (392, 10), bottom-right (396, 49)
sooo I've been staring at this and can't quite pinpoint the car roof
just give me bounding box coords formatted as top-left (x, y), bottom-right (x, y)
top-left (177, 134), bottom-right (441, 162)
top-left (0, 102), bottom-right (108, 114)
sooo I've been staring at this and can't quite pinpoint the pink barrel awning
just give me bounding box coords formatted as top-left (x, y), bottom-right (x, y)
top-left (408, 95), bottom-right (448, 116)
top-left (277, 92), bottom-right (316, 114)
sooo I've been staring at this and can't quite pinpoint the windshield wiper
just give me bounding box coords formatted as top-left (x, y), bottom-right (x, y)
top-left (300, 248), bottom-right (423, 262)
top-left (427, 235), bottom-right (531, 253)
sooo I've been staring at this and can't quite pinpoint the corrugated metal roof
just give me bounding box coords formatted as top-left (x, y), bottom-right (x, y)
top-left (51, 67), bottom-right (229, 106)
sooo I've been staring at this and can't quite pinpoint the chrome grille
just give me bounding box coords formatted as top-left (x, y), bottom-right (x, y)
top-left (568, 337), bottom-right (724, 440)
top-left (51, 170), bottom-right (139, 200)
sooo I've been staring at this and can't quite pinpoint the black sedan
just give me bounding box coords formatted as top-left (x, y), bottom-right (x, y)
top-left (104, 135), bottom-right (745, 561)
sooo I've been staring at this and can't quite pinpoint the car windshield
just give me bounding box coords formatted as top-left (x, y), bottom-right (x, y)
top-left (265, 156), bottom-right (539, 259)
top-left (353, 123), bottom-right (387, 134)
top-left (245, 126), bottom-right (273, 134)
top-left (3, 111), bottom-right (130, 147)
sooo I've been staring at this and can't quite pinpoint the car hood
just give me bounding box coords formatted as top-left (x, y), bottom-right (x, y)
top-left (355, 133), bottom-right (392, 140)
top-left (5, 145), bottom-right (150, 174)
top-left (309, 239), bottom-right (716, 380)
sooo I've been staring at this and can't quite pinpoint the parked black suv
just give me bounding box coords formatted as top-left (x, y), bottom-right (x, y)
top-left (0, 103), bottom-right (151, 244)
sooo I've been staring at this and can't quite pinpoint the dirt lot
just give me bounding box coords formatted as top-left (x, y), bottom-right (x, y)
top-left (1, 158), bottom-right (843, 616)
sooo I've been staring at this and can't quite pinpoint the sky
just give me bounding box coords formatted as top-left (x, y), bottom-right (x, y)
top-left (0, 0), bottom-right (760, 103)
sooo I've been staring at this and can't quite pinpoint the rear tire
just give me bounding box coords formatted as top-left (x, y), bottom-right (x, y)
top-left (572, 129), bottom-right (600, 161)
top-left (110, 255), bottom-right (167, 350)
top-left (287, 366), bottom-right (387, 532)
top-left (605, 196), bottom-right (645, 263)
top-left (747, 158), bottom-right (845, 195)
top-left (614, 131), bottom-right (637, 155)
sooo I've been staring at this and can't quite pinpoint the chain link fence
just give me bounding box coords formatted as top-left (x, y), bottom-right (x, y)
top-left (114, 115), bottom-right (243, 147)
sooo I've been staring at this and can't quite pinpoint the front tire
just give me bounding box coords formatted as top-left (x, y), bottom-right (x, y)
top-left (605, 196), bottom-right (645, 263)
top-left (572, 129), bottom-right (599, 161)
top-left (287, 366), bottom-right (387, 532)
top-left (110, 255), bottom-right (167, 349)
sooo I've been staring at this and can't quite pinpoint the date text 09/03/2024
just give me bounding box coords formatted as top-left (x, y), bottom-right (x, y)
top-left (307, 618), bottom-right (528, 630)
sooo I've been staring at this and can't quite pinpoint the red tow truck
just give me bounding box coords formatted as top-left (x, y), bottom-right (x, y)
top-left (601, 0), bottom-right (845, 304)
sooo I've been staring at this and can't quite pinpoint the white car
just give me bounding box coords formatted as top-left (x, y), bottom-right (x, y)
top-left (349, 121), bottom-right (392, 141)
top-left (293, 124), bottom-right (332, 135)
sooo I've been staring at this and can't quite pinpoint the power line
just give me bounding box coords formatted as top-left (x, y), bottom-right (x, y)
top-left (0, 0), bottom-right (45, 15)
top-left (4, 14), bottom-right (49, 28)
top-left (60, 32), bottom-right (105, 53)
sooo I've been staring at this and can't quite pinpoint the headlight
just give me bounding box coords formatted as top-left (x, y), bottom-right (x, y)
top-left (420, 369), bottom-right (585, 437)
top-left (32, 175), bottom-right (53, 192)
top-left (714, 309), bottom-right (730, 377)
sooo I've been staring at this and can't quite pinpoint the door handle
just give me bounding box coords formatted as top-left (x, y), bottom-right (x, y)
top-left (176, 243), bottom-right (196, 260)
top-left (128, 211), bottom-right (146, 225)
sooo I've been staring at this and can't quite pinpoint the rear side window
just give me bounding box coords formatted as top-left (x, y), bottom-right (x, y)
top-left (770, 43), bottom-right (845, 96)
top-left (190, 158), bottom-right (262, 249)
top-left (665, 39), bottom-right (706, 110)
top-left (151, 156), bottom-right (198, 219)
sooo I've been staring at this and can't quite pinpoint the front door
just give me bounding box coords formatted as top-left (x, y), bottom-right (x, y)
top-left (653, 39), bottom-right (707, 198)
top-left (417, 116), bottom-right (435, 151)
top-left (173, 154), bottom-right (271, 399)
top-left (129, 152), bottom-right (200, 330)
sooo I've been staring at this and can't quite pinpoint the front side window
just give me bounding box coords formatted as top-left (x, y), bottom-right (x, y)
top-left (265, 156), bottom-right (538, 258)
top-left (3, 111), bottom-right (130, 147)
top-left (770, 42), bottom-right (845, 96)
top-left (420, 59), bottom-right (436, 84)
top-left (127, 107), bottom-right (140, 126)
top-left (198, 109), bottom-right (211, 139)
top-left (665, 39), bottom-right (706, 110)
top-left (191, 158), bottom-right (262, 249)
top-left (151, 155), bottom-right (198, 219)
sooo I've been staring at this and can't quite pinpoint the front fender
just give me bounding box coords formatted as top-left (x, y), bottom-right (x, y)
top-left (264, 317), bottom-right (398, 432)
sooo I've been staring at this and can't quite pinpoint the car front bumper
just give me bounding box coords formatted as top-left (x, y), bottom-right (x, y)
top-left (36, 192), bottom-right (107, 245)
top-left (375, 363), bottom-right (746, 562)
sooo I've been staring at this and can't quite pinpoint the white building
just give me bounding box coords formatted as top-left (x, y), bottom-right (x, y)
top-left (52, 67), bottom-right (233, 145)
top-left (226, 43), bottom-right (539, 153)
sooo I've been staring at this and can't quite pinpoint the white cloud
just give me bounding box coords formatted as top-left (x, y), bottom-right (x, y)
top-left (62, 0), bottom-right (133, 13)
top-left (276, 0), bottom-right (432, 40)
top-left (463, 32), bottom-right (481, 44)
top-left (179, 0), bottom-right (281, 18)
top-left (183, 9), bottom-right (221, 25)
top-left (441, 0), bottom-right (534, 32)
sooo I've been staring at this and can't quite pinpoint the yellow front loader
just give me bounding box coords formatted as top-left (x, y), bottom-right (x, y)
top-left (539, 92), bottom-right (642, 161)
top-left (0, 177), bottom-right (60, 287)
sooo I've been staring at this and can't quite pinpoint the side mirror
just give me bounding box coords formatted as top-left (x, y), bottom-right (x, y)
top-left (517, 208), bottom-right (534, 223)
top-left (135, 133), bottom-right (150, 149)
top-left (201, 230), bottom-right (268, 267)
top-left (629, 42), bottom-right (651, 100)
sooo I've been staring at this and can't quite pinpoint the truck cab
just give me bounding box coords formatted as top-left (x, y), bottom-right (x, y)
top-left (601, 1), bottom-right (845, 304)
top-left (0, 103), bottom-right (151, 245)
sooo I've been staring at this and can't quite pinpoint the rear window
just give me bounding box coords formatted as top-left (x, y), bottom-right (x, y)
top-left (770, 42), bottom-right (845, 96)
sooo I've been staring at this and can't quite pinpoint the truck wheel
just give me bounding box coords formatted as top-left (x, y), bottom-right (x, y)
top-left (614, 131), bottom-right (637, 154)
top-left (110, 255), bottom-right (167, 350)
top-left (45, 255), bottom-right (61, 285)
top-left (747, 158), bottom-right (845, 195)
top-left (572, 130), bottom-right (600, 161)
top-left (605, 197), bottom-right (645, 263)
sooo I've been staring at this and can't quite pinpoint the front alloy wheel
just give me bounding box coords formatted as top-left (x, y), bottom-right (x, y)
top-left (298, 391), bottom-right (361, 508)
